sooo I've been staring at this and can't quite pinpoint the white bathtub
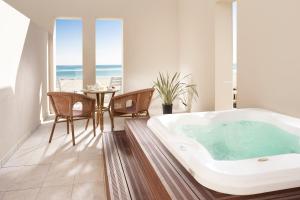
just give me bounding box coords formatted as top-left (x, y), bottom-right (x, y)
top-left (147, 109), bottom-right (300, 195)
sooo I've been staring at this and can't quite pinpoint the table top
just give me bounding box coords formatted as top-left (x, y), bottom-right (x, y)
top-left (81, 88), bottom-right (117, 94)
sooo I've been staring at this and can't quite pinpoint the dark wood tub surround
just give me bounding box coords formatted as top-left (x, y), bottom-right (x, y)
top-left (103, 119), bottom-right (300, 200)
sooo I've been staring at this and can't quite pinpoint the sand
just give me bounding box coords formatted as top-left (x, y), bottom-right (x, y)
top-left (57, 77), bottom-right (121, 92)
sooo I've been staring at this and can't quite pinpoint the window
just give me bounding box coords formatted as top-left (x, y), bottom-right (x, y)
top-left (96, 20), bottom-right (123, 92)
top-left (55, 19), bottom-right (83, 92)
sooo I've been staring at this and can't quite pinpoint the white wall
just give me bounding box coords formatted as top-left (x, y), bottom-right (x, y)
top-left (214, 1), bottom-right (233, 110)
top-left (0, 0), bottom-right (48, 163)
top-left (4, 0), bottom-right (179, 102)
top-left (3, 0), bottom-right (236, 115)
top-left (0, 0), bottom-right (29, 89)
top-left (5, 0), bottom-right (180, 111)
top-left (178, 0), bottom-right (215, 111)
top-left (237, 0), bottom-right (300, 117)
top-left (6, 0), bottom-right (230, 112)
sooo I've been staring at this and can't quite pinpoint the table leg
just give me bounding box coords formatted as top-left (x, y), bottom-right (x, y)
top-left (99, 93), bottom-right (105, 132)
top-left (96, 93), bottom-right (100, 128)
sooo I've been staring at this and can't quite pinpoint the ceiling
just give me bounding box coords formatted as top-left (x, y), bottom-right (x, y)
top-left (4, 0), bottom-right (232, 32)
top-left (3, 0), bottom-right (142, 31)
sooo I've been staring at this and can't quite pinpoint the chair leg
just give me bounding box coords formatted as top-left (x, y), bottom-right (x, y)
top-left (92, 115), bottom-right (96, 137)
top-left (85, 118), bottom-right (90, 130)
top-left (49, 116), bottom-right (58, 143)
top-left (109, 111), bottom-right (114, 131)
top-left (99, 112), bottom-right (104, 133)
top-left (70, 117), bottom-right (75, 146)
top-left (67, 117), bottom-right (69, 134)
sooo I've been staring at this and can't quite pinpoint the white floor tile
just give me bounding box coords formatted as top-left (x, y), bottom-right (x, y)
top-left (72, 181), bottom-right (106, 200)
top-left (9, 165), bottom-right (50, 190)
top-left (0, 167), bottom-right (23, 191)
top-left (43, 159), bottom-right (78, 187)
top-left (74, 159), bottom-right (103, 184)
top-left (2, 188), bottom-right (39, 200)
top-left (36, 185), bottom-right (73, 200)
top-left (0, 116), bottom-right (118, 199)
top-left (4, 146), bottom-right (57, 167)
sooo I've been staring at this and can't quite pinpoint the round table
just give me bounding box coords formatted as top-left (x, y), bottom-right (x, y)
top-left (82, 89), bottom-right (117, 132)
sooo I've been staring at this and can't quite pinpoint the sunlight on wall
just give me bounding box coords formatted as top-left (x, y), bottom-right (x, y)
top-left (0, 0), bottom-right (30, 91)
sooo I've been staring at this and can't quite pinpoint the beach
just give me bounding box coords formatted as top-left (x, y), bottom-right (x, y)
top-left (57, 77), bottom-right (122, 92)
top-left (56, 65), bottom-right (122, 92)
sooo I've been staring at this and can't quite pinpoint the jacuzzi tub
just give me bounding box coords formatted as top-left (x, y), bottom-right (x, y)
top-left (147, 109), bottom-right (300, 195)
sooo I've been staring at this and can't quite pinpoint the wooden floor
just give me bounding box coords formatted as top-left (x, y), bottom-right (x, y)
top-left (103, 119), bottom-right (300, 200)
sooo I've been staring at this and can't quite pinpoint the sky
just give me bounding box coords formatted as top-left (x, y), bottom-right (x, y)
top-left (56, 19), bottom-right (122, 66)
top-left (96, 20), bottom-right (122, 65)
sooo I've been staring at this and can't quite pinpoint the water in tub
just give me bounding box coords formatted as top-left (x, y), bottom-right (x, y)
top-left (175, 120), bottom-right (300, 161)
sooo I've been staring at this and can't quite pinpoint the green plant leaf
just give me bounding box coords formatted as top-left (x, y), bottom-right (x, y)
top-left (153, 72), bottom-right (198, 105)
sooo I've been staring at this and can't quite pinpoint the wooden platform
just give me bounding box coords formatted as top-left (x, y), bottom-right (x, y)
top-left (103, 119), bottom-right (300, 200)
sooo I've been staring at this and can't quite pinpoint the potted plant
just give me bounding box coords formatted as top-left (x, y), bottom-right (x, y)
top-left (153, 72), bottom-right (198, 114)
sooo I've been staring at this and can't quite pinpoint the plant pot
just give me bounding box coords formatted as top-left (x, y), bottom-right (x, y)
top-left (162, 104), bottom-right (173, 114)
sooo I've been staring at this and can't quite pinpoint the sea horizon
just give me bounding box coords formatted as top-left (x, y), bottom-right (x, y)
top-left (56, 64), bottom-right (122, 79)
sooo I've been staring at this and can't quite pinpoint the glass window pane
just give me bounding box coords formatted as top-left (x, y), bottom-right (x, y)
top-left (96, 20), bottom-right (123, 92)
top-left (56, 19), bottom-right (82, 92)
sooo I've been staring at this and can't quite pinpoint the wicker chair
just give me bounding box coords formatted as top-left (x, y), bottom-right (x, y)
top-left (111, 88), bottom-right (155, 130)
top-left (48, 92), bottom-right (96, 146)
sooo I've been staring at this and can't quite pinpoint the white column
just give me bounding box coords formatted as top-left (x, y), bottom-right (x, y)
top-left (48, 32), bottom-right (55, 92)
top-left (82, 16), bottom-right (96, 88)
top-left (48, 31), bottom-right (55, 114)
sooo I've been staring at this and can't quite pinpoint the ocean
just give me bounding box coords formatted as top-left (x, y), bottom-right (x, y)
top-left (56, 65), bottom-right (122, 79)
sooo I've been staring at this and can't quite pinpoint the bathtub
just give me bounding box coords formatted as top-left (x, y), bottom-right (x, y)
top-left (147, 109), bottom-right (300, 195)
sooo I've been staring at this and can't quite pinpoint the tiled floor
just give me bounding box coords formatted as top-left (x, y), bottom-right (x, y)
top-left (0, 114), bottom-right (125, 200)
